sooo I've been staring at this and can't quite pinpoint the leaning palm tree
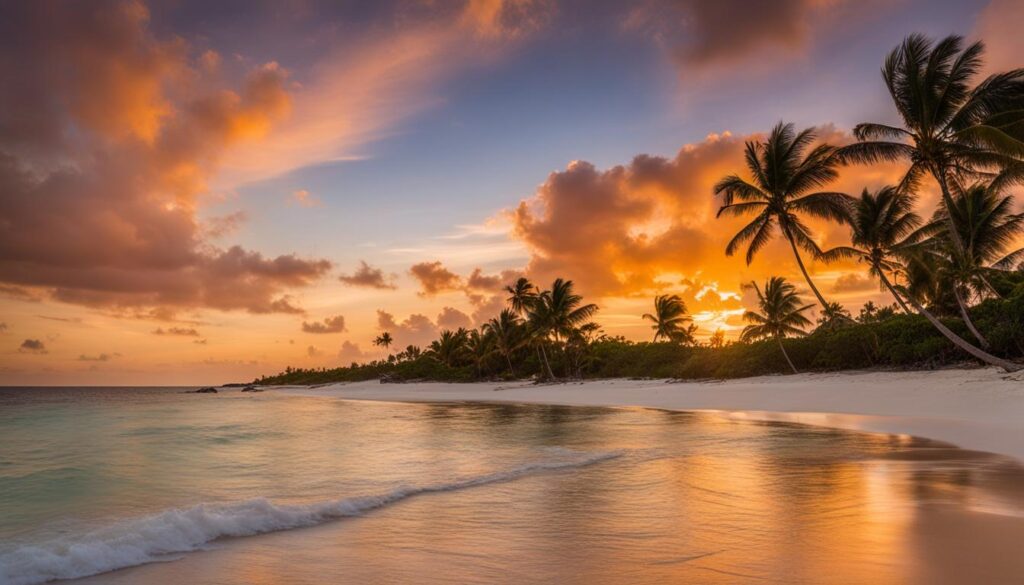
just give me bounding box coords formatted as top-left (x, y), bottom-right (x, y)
top-left (373, 332), bottom-right (393, 350)
top-left (822, 185), bottom-right (1022, 372)
top-left (819, 186), bottom-right (928, 314)
top-left (930, 182), bottom-right (1024, 347)
top-left (642, 294), bottom-right (695, 343)
top-left (740, 277), bottom-right (814, 374)
top-left (715, 121), bottom-right (851, 310)
top-left (484, 309), bottom-right (525, 377)
top-left (839, 34), bottom-right (1024, 254)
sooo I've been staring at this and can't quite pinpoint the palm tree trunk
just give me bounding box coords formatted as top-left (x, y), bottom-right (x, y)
top-left (953, 286), bottom-right (990, 349)
top-left (933, 167), bottom-right (966, 254)
top-left (784, 230), bottom-right (829, 310)
top-left (505, 353), bottom-right (516, 378)
top-left (878, 268), bottom-right (912, 314)
top-left (539, 343), bottom-right (556, 380)
top-left (879, 276), bottom-right (1020, 372)
top-left (777, 337), bottom-right (798, 374)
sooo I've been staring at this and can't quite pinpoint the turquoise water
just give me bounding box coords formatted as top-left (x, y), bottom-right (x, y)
top-left (1, 387), bottom-right (1023, 584)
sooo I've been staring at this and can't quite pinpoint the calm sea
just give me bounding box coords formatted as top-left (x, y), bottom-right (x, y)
top-left (1, 386), bottom-right (1023, 584)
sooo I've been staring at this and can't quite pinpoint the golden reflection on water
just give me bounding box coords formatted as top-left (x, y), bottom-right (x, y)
top-left (60, 398), bottom-right (1024, 585)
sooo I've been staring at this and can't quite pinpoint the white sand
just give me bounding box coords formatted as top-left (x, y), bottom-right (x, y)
top-left (278, 367), bottom-right (1024, 461)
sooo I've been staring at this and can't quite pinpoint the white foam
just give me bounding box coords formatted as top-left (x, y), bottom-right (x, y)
top-left (0, 449), bottom-right (620, 585)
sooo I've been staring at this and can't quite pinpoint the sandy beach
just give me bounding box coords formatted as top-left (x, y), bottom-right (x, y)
top-left (280, 367), bottom-right (1024, 462)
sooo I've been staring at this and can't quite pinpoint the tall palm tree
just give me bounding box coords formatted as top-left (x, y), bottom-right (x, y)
top-left (839, 34), bottom-right (1024, 254)
top-left (740, 277), bottom-right (814, 374)
top-left (642, 294), bottom-right (695, 343)
top-left (714, 121), bottom-right (851, 310)
top-left (484, 309), bottom-right (525, 377)
top-left (822, 186), bottom-right (1022, 372)
top-left (373, 332), bottom-right (393, 350)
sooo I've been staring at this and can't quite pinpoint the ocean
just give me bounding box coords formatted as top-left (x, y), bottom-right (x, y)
top-left (1, 386), bottom-right (1023, 584)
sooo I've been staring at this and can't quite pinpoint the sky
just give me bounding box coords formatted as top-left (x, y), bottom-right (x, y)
top-left (0, 0), bottom-right (1021, 385)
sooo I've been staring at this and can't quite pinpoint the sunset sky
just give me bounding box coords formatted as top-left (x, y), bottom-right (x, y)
top-left (1, 0), bottom-right (1021, 385)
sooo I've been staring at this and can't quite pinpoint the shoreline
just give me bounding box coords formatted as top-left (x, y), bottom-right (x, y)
top-left (274, 367), bottom-right (1024, 462)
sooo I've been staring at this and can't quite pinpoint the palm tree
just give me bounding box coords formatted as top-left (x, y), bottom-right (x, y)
top-left (373, 332), bottom-right (393, 350)
top-left (642, 294), bottom-right (695, 343)
top-left (839, 34), bottom-right (1024, 254)
top-left (816, 302), bottom-right (853, 332)
top-left (714, 121), bottom-right (851, 310)
top-left (484, 309), bottom-right (525, 377)
top-left (822, 185), bottom-right (1022, 371)
top-left (465, 328), bottom-right (494, 377)
top-left (564, 322), bottom-right (602, 378)
top-left (926, 182), bottom-right (1024, 347)
top-left (740, 277), bottom-right (814, 374)
top-left (529, 278), bottom-right (598, 379)
top-left (820, 186), bottom-right (928, 314)
top-left (505, 277), bottom-right (538, 316)
top-left (427, 329), bottom-right (469, 368)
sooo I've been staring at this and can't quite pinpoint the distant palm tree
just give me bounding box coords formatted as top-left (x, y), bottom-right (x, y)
top-left (642, 294), bottom-right (695, 343)
top-left (484, 309), bottom-right (525, 377)
top-left (529, 278), bottom-right (598, 379)
top-left (373, 332), bottom-right (393, 350)
top-left (505, 277), bottom-right (538, 316)
top-left (465, 328), bottom-right (494, 377)
top-left (822, 185), bottom-right (1021, 371)
top-left (427, 329), bottom-right (469, 368)
top-left (707, 329), bottom-right (726, 349)
top-left (740, 277), bottom-right (814, 374)
top-left (839, 34), bottom-right (1024, 254)
top-left (715, 121), bottom-right (851, 310)
top-left (816, 302), bottom-right (853, 332)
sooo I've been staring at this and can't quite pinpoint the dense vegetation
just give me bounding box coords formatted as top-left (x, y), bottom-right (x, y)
top-left (258, 33), bottom-right (1024, 386)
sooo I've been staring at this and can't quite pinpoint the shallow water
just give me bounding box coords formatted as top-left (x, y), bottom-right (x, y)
top-left (1, 387), bottom-right (1023, 584)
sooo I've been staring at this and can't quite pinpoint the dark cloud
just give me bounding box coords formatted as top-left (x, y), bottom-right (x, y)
top-left (409, 261), bottom-right (463, 296)
top-left (626, 0), bottom-right (837, 68)
top-left (18, 339), bottom-right (47, 354)
top-left (306, 345), bottom-right (323, 357)
top-left (153, 326), bottom-right (200, 336)
top-left (339, 261), bottom-right (397, 290)
top-left (0, 1), bottom-right (330, 315)
top-left (301, 315), bottom-right (347, 334)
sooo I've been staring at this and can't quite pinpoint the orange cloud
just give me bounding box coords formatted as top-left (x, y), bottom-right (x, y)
top-left (509, 127), bottom-right (911, 329)
top-left (0, 1), bottom-right (330, 316)
top-left (410, 261), bottom-right (464, 296)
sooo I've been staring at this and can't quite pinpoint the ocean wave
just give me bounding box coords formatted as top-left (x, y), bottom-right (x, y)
top-left (0, 449), bottom-right (620, 585)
